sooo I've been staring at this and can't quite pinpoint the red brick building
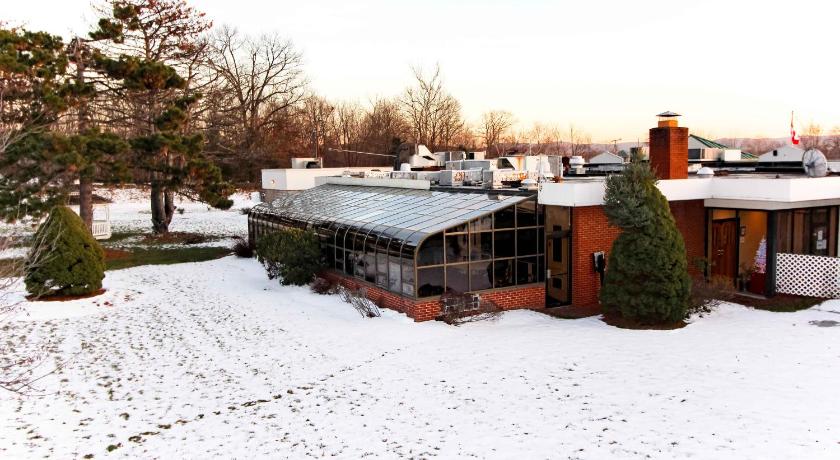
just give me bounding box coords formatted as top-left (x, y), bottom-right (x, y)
top-left (252, 114), bottom-right (840, 321)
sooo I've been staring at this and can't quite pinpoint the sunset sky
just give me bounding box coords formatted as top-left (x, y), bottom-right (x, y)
top-left (6, 0), bottom-right (839, 142)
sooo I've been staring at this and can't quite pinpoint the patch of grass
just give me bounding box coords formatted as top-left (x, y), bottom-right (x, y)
top-left (106, 231), bottom-right (144, 244)
top-left (735, 294), bottom-right (824, 312)
top-left (105, 246), bottom-right (231, 271)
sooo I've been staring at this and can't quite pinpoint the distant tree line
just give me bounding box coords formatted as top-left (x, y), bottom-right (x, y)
top-left (4, 0), bottom-right (837, 235)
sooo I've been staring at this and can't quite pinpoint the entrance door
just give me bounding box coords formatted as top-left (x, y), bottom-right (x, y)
top-left (545, 206), bottom-right (571, 305)
top-left (711, 219), bottom-right (738, 281)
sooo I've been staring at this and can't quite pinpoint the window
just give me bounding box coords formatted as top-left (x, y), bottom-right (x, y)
top-left (470, 262), bottom-right (493, 291)
top-left (470, 232), bottom-right (493, 260)
top-left (470, 215), bottom-right (493, 232)
top-left (494, 207), bottom-right (515, 229)
top-left (494, 231), bottom-right (515, 258)
top-left (401, 258), bottom-right (415, 296)
top-left (417, 233), bottom-right (444, 266)
top-left (517, 201), bottom-right (538, 227)
top-left (517, 257), bottom-right (539, 284)
top-left (516, 228), bottom-right (538, 256)
top-left (417, 267), bottom-right (444, 297)
top-left (493, 259), bottom-right (515, 288)
top-left (446, 264), bottom-right (470, 294)
top-left (446, 234), bottom-right (469, 263)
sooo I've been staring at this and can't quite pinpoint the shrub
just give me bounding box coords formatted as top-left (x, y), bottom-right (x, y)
top-left (25, 206), bottom-right (105, 297)
top-left (599, 162), bottom-right (691, 324)
top-left (255, 227), bottom-right (323, 285)
top-left (231, 237), bottom-right (254, 258)
top-left (310, 277), bottom-right (334, 295)
top-left (439, 292), bottom-right (502, 325)
top-left (688, 275), bottom-right (737, 317)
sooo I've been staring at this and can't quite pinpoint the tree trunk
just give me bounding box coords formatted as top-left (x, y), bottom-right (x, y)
top-left (151, 182), bottom-right (168, 234)
top-left (164, 188), bottom-right (175, 227)
top-left (79, 176), bottom-right (94, 230)
top-left (74, 39), bottom-right (94, 233)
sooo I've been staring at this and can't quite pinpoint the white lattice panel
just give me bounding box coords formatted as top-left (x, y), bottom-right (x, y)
top-left (776, 253), bottom-right (840, 298)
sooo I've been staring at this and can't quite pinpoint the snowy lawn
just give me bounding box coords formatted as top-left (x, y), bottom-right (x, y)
top-left (1, 256), bottom-right (839, 459)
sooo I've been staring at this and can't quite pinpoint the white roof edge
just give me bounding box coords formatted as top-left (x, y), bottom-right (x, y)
top-left (539, 176), bottom-right (840, 207)
top-left (325, 176), bottom-right (431, 190)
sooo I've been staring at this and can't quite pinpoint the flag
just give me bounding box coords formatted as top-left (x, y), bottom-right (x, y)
top-left (790, 111), bottom-right (800, 145)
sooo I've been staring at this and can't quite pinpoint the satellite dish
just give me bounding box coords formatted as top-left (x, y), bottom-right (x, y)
top-left (802, 149), bottom-right (828, 177)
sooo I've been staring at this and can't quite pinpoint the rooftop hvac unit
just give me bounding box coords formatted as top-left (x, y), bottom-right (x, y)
top-left (291, 157), bottom-right (322, 169)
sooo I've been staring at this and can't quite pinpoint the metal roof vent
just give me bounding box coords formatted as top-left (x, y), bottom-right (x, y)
top-left (697, 166), bottom-right (715, 178)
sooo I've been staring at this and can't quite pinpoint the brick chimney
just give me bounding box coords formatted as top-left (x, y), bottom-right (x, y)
top-left (649, 111), bottom-right (688, 180)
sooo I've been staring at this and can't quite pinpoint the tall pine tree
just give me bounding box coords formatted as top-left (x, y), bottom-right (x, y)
top-left (599, 162), bottom-right (691, 324)
top-left (91, 0), bottom-right (233, 233)
top-left (0, 27), bottom-right (72, 220)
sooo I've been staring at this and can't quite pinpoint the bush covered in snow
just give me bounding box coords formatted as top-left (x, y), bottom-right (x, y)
top-left (255, 228), bottom-right (323, 285)
top-left (25, 207), bottom-right (105, 297)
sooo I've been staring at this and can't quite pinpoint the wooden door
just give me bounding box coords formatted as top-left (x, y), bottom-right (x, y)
top-left (711, 219), bottom-right (738, 281)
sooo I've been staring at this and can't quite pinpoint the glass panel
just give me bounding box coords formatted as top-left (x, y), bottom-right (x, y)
top-left (445, 234), bottom-right (469, 263)
top-left (494, 230), bottom-right (515, 258)
top-left (737, 211), bottom-right (767, 275)
top-left (388, 255), bottom-right (401, 293)
top-left (516, 200), bottom-right (538, 227)
top-left (401, 258), bottom-right (414, 296)
top-left (417, 267), bottom-right (444, 297)
top-left (494, 206), bottom-right (516, 229)
top-left (375, 251), bottom-right (387, 287)
top-left (470, 262), bottom-right (493, 291)
top-left (417, 233), bottom-right (445, 266)
top-left (516, 228), bottom-right (538, 256)
top-left (364, 251), bottom-right (376, 283)
top-left (344, 250), bottom-right (354, 275)
top-left (470, 232), bottom-right (493, 261)
top-left (446, 222), bottom-right (468, 234)
top-left (493, 259), bottom-right (515, 288)
top-left (470, 215), bottom-right (493, 232)
top-left (516, 257), bottom-right (539, 284)
top-left (446, 264), bottom-right (470, 294)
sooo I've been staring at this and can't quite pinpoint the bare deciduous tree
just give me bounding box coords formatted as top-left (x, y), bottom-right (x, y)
top-left (479, 110), bottom-right (514, 157)
top-left (399, 65), bottom-right (465, 151)
top-left (801, 122), bottom-right (823, 150)
top-left (207, 26), bottom-right (306, 180)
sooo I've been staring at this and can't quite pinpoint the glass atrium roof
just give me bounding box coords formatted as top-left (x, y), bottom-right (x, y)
top-left (252, 184), bottom-right (534, 246)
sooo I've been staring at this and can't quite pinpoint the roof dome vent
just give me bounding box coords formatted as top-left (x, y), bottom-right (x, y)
top-left (697, 166), bottom-right (715, 178)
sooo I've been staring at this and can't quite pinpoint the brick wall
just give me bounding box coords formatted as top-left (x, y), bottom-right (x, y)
top-left (321, 270), bottom-right (544, 322)
top-left (570, 200), bottom-right (706, 308)
top-left (571, 206), bottom-right (620, 307)
top-left (669, 200), bottom-right (706, 275)
top-left (649, 126), bottom-right (689, 180)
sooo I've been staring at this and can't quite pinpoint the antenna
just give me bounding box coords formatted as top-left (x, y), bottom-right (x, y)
top-left (802, 149), bottom-right (828, 177)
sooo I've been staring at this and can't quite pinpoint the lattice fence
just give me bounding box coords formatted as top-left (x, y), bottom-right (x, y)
top-left (776, 253), bottom-right (840, 298)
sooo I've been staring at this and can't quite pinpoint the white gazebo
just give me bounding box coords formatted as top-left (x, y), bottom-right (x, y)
top-left (67, 194), bottom-right (113, 240)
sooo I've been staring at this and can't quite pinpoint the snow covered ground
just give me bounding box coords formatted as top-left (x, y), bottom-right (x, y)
top-left (1, 255), bottom-right (839, 459)
top-left (101, 187), bottom-right (259, 237)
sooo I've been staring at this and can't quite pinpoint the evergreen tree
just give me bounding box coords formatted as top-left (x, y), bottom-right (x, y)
top-left (599, 162), bottom-right (690, 323)
top-left (25, 206), bottom-right (106, 297)
top-left (90, 0), bottom-right (233, 233)
top-left (0, 28), bottom-right (73, 220)
top-left (0, 28), bottom-right (130, 225)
